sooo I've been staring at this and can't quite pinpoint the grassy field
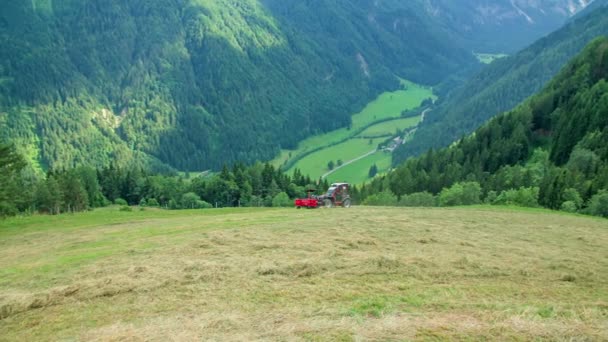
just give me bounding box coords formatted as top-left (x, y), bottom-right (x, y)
top-left (272, 79), bottom-right (433, 170)
top-left (1, 206), bottom-right (607, 341)
top-left (327, 151), bottom-right (392, 184)
top-left (357, 117), bottom-right (420, 138)
top-left (291, 138), bottom-right (384, 180)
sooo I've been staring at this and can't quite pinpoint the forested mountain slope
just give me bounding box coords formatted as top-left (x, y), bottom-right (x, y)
top-left (396, 5), bottom-right (608, 165)
top-left (0, 0), bottom-right (590, 172)
top-left (367, 37), bottom-right (608, 213)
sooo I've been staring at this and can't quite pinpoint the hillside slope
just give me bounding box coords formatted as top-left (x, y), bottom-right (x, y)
top-left (375, 37), bottom-right (608, 212)
top-left (0, 0), bottom-right (590, 171)
top-left (396, 5), bottom-right (608, 165)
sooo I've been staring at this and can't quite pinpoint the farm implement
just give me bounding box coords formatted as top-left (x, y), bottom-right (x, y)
top-left (295, 183), bottom-right (352, 208)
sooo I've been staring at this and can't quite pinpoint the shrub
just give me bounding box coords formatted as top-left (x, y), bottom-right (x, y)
top-left (484, 191), bottom-right (498, 204)
top-left (362, 192), bottom-right (398, 206)
top-left (168, 199), bottom-right (180, 210)
top-left (181, 192), bottom-right (202, 209)
top-left (114, 198), bottom-right (128, 206)
top-left (493, 187), bottom-right (539, 207)
top-left (560, 201), bottom-right (578, 213)
top-left (247, 195), bottom-right (264, 207)
top-left (584, 190), bottom-right (608, 218)
top-left (197, 200), bottom-right (213, 209)
top-left (562, 188), bottom-right (583, 209)
top-left (119, 205), bottom-right (132, 212)
top-left (139, 198), bottom-right (147, 207)
top-left (399, 192), bottom-right (436, 207)
top-left (0, 202), bottom-right (18, 217)
top-left (439, 182), bottom-right (481, 207)
top-left (272, 192), bottom-right (291, 207)
top-left (147, 198), bottom-right (159, 207)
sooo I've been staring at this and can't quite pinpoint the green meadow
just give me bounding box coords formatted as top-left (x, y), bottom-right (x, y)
top-left (273, 79), bottom-right (434, 184)
top-left (1, 206), bottom-right (606, 341)
top-left (357, 117), bottom-right (420, 138)
top-left (326, 151), bottom-right (393, 184)
top-left (291, 138), bottom-right (384, 179)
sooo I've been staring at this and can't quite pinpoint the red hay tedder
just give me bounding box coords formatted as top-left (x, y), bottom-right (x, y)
top-left (295, 183), bottom-right (352, 208)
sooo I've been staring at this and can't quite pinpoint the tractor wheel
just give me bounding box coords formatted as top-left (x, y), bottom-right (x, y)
top-left (323, 199), bottom-right (333, 208)
top-left (296, 206), bottom-right (301, 209)
top-left (342, 198), bottom-right (351, 208)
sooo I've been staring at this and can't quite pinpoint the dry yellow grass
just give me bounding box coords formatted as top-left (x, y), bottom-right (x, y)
top-left (0, 206), bottom-right (607, 341)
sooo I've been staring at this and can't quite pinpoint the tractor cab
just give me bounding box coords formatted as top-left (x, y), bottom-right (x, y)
top-left (322, 183), bottom-right (351, 208)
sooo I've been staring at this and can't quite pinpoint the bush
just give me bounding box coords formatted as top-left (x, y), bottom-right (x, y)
top-left (139, 198), bottom-right (147, 207)
top-left (439, 182), bottom-right (481, 207)
top-left (484, 191), bottom-right (498, 204)
top-left (181, 192), bottom-right (202, 209)
top-left (168, 199), bottom-right (180, 210)
top-left (560, 201), bottom-right (578, 213)
top-left (399, 192), bottom-right (436, 207)
top-left (197, 200), bottom-right (213, 209)
top-left (119, 205), bottom-right (132, 212)
top-left (562, 188), bottom-right (583, 209)
top-left (0, 202), bottom-right (18, 217)
top-left (362, 191), bottom-right (398, 206)
top-left (102, 197), bottom-right (113, 207)
top-left (263, 196), bottom-right (273, 207)
top-left (272, 192), bottom-right (291, 207)
top-left (147, 198), bottom-right (159, 207)
top-left (114, 198), bottom-right (128, 206)
top-left (493, 187), bottom-right (539, 207)
top-left (584, 190), bottom-right (608, 218)
top-left (246, 195), bottom-right (264, 207)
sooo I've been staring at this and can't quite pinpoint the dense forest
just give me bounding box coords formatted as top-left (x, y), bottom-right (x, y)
top-left (0, 0), bottom-right (476, 172)
top-left (0, 0), bottom-right (588, 172)
top-left (396, 5), bottom-right (608, 164)
top-left (361, 37), bottom-right (608, 217)
top-left (2, 37), bottom-right (607, 217)
top-left (0, 140), bottom-right (341, 216)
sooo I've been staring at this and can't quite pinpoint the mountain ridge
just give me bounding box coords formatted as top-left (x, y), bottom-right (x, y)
top-left (395, 5), bottom-right (608, 165)
top-left (0, 0), bottom-right (594, 171)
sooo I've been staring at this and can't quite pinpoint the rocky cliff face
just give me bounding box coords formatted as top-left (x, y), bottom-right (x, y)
top-left (423, 0), bottom-right (593, 51)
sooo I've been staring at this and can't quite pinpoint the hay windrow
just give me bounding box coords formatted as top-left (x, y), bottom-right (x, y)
top-left (1, 207), bottom-right (607, 340)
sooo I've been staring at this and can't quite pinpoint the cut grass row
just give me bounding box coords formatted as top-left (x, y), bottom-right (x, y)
top-left (1, 206), bottom-right (606, 340)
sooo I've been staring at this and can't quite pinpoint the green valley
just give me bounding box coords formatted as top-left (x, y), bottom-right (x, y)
top-left (273, 79), bottom-right (434, 184)
top-left (362, 37), bottom-right (608, 217)
top-left (2, 3), bottom-right (608, 341)
top-left (399, 6), bottom-right (608, 164)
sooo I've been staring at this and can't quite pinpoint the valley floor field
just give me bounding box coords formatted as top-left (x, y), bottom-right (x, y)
top-left (1, 207), bottom-right (607, 341)
top-left (272, 79), bottom-right (434, 184)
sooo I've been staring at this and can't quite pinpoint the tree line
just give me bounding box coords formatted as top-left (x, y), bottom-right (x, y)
top-left (0, 142), bottom-right (349, 217)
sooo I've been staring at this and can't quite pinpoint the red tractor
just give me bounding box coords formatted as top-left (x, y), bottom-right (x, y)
top-left (294, 183), bottom-right (352, 208)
